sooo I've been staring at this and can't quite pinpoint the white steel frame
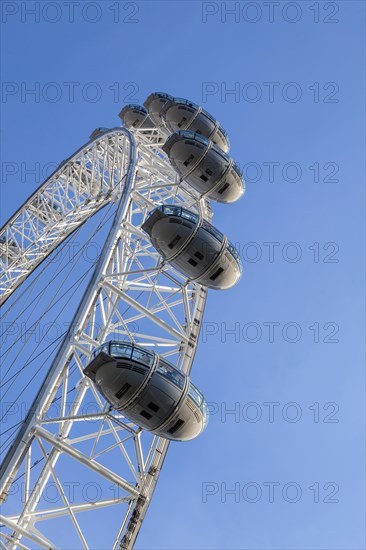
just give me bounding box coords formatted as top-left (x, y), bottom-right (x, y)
top-left (0, 126), bottom-right (212, 549)
top-left (0, 128), bottom-right (133, 306)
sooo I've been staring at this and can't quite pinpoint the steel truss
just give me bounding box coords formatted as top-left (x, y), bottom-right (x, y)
top-left (0, 127), bottom-right (212, 549)
top-left (0, 128), bottom-right (132, 306)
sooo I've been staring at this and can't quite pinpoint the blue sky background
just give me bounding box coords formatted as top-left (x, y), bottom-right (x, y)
top-left (1, 1), bottom-right (365, 549)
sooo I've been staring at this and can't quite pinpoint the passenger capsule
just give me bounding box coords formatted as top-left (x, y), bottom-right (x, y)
top-left (89, 127), bottom-right (110, 140)
top-left (118, 105), bottom-right (155, 130)
top-left (161, 97), bottom-right (230, 153)
top-left (84, 341), bottom-right (209, 441)
top-left (143, 92), bottom-right (174, 131)
top-left (142, 205), bottom-right (242, 290)
top-left (162, 131), bottom-right (244, 204)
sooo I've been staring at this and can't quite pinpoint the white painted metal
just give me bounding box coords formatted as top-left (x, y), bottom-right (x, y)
top-left (0, 128), bottom-right (132, 306)
top-left (0, 125), bottom-right (212, 549)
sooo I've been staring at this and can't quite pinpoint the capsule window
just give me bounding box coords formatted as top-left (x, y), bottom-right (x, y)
top-left (132, 347), bottom-right (155, 367)
top-left (101, 343), bottom-right (110, 354)
top-left (140, 410), bottom-right (152, 420)
top-left (183, 154), bottom-right (195, 167)
top-left (115, 383), bottom-right (131, 400)
top-left (110, 343), bottom-right (132, 358)
top-left (147, 402), bottom-right (160, 412)
top-left (181, 209), bottom-right (199, 223)
top-left (167, 418), bottom-right (184, 434)
top-left (200, 174), bottom-right (209, 182)
top-left (201, 220), bottom-right (224, 243)
top-left (168, 235), bottom-right (182, 249)
top-left (188, 258), bottom-right (198, 267)
top-left (218, 182), bottom-right (230, 195)
top-left (188, 383), bottom-right (203, 406)
top-left (210, 267), bottom-right (224, 281)
top-left (194, 251), bottom-right (204, 260)
top-left (157, 361), bottom-right (185, 389)
top-left (164, 205), bottom-right (180, 216)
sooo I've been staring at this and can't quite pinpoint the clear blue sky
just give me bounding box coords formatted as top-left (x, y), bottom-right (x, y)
top-left (1, 1), bottom-right (365, 549)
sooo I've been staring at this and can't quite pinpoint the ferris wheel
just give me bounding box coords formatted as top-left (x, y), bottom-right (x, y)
top-left (0, 93), bottom-right (245, 549)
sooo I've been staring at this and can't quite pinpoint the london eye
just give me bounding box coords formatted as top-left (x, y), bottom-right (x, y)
top-left (0, 93), bottom-right (245, 549)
